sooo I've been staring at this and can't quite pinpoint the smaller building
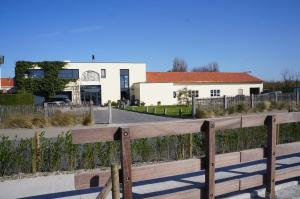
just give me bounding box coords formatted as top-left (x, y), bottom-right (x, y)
top-left (133, 72), bottom-right (263, 105)
top-left (0, 78), bottom-right (14, 93)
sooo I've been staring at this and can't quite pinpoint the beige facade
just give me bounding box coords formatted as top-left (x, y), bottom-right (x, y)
top-left (133, 82), bottom-right (263, 105)
top-left (63, 62), bottom-right (146, 105)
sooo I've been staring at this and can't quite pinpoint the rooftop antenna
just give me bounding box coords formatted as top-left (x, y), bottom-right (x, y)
top-left (92, 54), bottom-right (95, 62)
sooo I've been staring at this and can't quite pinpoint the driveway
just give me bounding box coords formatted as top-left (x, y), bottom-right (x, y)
top-left (94, 108), bottom-right (179, 124)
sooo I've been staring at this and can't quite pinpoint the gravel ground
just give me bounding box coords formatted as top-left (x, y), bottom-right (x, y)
top-left (276, 185), bottom-right (300, 199)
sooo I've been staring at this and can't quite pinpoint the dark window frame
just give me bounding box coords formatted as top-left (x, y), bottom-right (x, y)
top-left (101, 69), bottom-right (106, 78)
top-left (27, 69), bottom-right (44, 78)
top-left (58, 69), bottom-right (79, 79)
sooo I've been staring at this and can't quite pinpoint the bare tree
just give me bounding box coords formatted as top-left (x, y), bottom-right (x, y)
top-left (191, 62), bottom-right (219, 72)
top-left (281, 69), bottom-right (300, 92)
top-left (172, 57), bottom-right (188, 72)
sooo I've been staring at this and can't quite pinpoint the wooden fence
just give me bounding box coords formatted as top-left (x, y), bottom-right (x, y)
top-left (72, 112), bottom-right (300, 199)
top-left (197, 92), bottom-right (300, 111)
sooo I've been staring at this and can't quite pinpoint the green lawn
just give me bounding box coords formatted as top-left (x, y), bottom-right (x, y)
top-left (125, 105), bottom-right (192, 117)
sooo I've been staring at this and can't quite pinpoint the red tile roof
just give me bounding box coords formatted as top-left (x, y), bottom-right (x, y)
top-left (146, 72), bottom-right (263, 84)
top-left (1, 78), bottom-right (14, 87)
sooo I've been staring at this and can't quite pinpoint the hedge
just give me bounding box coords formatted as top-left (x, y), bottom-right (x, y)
top-left (0, 93), bottom-right (33, 105)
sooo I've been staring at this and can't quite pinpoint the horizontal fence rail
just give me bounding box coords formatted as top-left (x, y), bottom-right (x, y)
top-left (72, 112), bottom-right (300, 199)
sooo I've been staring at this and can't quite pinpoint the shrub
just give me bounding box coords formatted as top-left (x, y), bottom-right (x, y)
top-left (270, 101), bottom-right (278, 110)
top-left (82, 113), bottom-right (92, 126)
top-left (214, 108), bottom-right (226, 116)
top-left (111, 101), bottom-right (117, 107)
top-left (157, 101), bottom-right (161, 106)
top-left (237, 104), bottom-right (247, 113)
top-left (256, 102), bottom-right (267, 112)
top-left (140, 102), bottom-right (145, 106)
top-left (196, 108), bottom-right (207, 118)
top-left (228, 106), bottom-right (235, 114)
top-left (0, 92), bottom-right (34, 105)
top-left (4, 116), bottom-right (33, 128)
top-left (196, 108), bottom-right (214, 118)
top-left (31, 115), bottom-right (47, 128)
top-left (50, 111), bottom-right (78, 126)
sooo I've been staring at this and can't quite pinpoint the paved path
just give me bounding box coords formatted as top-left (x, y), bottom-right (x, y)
top-left (94, 108), bottom-right (179, 124)
top-left (1, 153), bottom-right (299, 198)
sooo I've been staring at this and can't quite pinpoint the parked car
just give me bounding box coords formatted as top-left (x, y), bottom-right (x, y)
top-left (47, 95), bottom-right (71, 106)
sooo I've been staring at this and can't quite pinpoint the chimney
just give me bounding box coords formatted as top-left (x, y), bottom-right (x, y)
top-left (92, 54), bottom-right (95, 62)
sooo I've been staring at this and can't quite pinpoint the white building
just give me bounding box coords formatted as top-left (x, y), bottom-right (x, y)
top-left (26, 62), bottom-right (263, 105)
top-left (134, 72), bottom-right (263, 105)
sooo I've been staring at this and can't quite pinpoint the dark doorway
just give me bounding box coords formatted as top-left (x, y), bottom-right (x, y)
top-left (80, 85), bottom-right (101, 105)
top-left (250, 87), bottom-right (260, 95)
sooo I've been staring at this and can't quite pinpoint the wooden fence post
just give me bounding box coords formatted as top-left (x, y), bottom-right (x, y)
top-left (251, 94), bottom-right (255, 108)
top-left (43, 102), bottom-right (48, 119)
top-left (201, 121), bottom-right (216, 199)
top-left (188, 134), bottom-right (193, 158)
top-left (119, 127), bottom-right (132, 199)
top-left (296, 92), bottom-right (299, 105)
top-left (265, 115), bottom-right (277, 199)
top-left (111, 164), bottom-right (120, 199)
top-left (223, 95), bottom-right (228, 110)
top-left (32, 132), bottom-right (41, 173)
top-left (192, 95), bottom-right (196, 118)
top-left (90, 100), bottom-right (94, 124)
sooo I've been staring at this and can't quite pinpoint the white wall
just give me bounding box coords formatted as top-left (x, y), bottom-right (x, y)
top-left (135, 82), bottom-right (263, 105)
top-left (64, 62), bottom-right (146, 104)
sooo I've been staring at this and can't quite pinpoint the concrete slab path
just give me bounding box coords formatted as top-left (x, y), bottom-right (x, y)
top-left (1, 153), bottom-right (299, 199)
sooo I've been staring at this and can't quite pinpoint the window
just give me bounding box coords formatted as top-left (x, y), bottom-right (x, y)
top-left (101, 69), bottom-right (106, 78)
top-left (238, 89), bottom-right (243, 95)
top-left (210, 89), bottom-right (220, 97)
top-left (27, 69), bottom-right (44, 78)
top-left (188, 90), bottom-right (199, 97)
top-left (58, 69), bottom-right (79, 79)
top-left (120, 69), bottom-right (130, 100)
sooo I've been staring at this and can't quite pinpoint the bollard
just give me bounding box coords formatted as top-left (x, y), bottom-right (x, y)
top-left (108, 100), bottom-right (112, 124)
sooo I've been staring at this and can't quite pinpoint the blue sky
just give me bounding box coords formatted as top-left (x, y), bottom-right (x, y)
top-left (1, 0), bottom-right (300, 80)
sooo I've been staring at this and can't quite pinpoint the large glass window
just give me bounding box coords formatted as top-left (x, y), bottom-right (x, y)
top-left (27, 69), bottom-right (44, 78)
top-left (120, 69), bottom-right (129, 100)
top-left (58, 69), bottom-right (79, 79)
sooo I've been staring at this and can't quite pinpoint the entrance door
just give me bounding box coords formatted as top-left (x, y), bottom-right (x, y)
top-left (80, 85), bottom-right (101, 105)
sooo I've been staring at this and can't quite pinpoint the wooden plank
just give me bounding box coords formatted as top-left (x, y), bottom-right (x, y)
top-left (277, 166), bottom-right (300, 181)
top-left (151, 188), bottom-right (202, 199)
top-left (265, 115), bottom-right (277, 199)
top-left (239, 174), bottom-right (264, 191)
top-left (277, 141), bottom-right (300, 156)
top-left (215, 152), bottom-right (240, 168)
top-left (202, 120), bottom-right (216, 199)
top-left (120, 127), bottom-right (132, 199)
top-left (72, 127), bottom-right (118, 144)
top-left (74, 171), bottom-right (110, 189)
top-left (72, 112), bottom-right (300, 144)
top-left (132, 159), bottom-right (201, 182)
top-left (74, 140), bottom-right (300, 190)
top-left (215, 180), bottom-right (240, 196)
top-left (240, 148), bottom-right (264, 163)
